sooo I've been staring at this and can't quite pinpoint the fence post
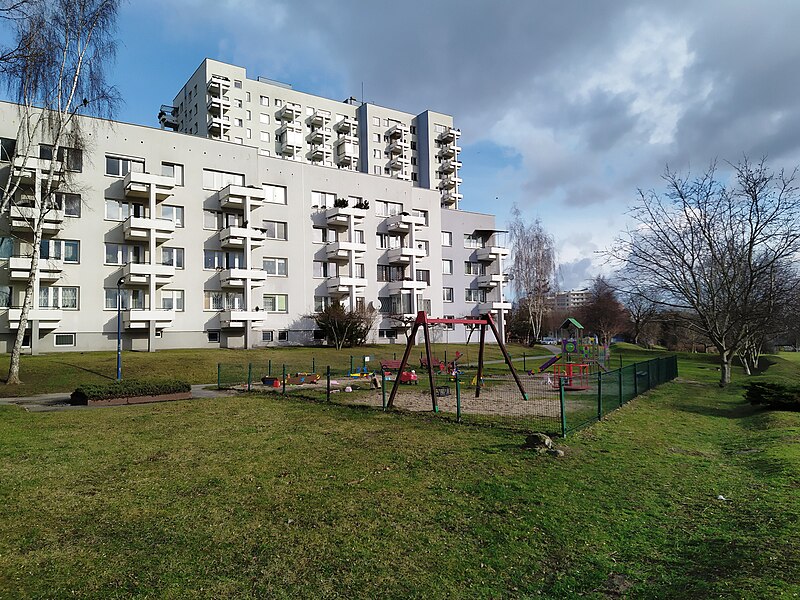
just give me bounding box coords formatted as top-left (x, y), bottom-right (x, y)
top-left (217, 363), bottom-right (221, 390)
top-left (559, 377), bottom-right (567, 438)
top-left (282, 364), bottom-right (286, 395)
top-left (456, 372), bottom-right (461, 422)
top-left (618, 366), bottom-right (623, 407)
top-left (523, 352), bottom-right (526, 371)
top-left (633, 362), bottom-right (638, 397)
top-left (312, 357), bottom-right (315, 374)
top-left (597, 371), bottom-right (602, 421)
top-left (326, 366), bottom-right (331, 402)
top-left (350, 355), bottom-right (353, 374)
top-left (268, 359), bottom-right (271, 377)
top-left (647, 359), bottom-right (652, 391)
top-left (381, 372), bottom-right (387, 411)
top-left (393, 352), bottom-right (397, 361)
top-left (247, 363), bottom-right (252, 392)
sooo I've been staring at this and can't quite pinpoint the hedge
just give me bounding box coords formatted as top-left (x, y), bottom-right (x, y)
top-left (745, 381), bottom-right (800, 410)
top-left (70, 379), bottom-right (191, 405)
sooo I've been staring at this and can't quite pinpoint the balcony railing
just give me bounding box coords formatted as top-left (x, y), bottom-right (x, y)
top-left (438, 127), bottom-right (461, 144)
top-left (325, 205), bottom-right (367, 227)
top-left (123, 262), bottom-right (176, 286)
top-left (207, 75), bottom-right (231, 96)
top-left (218, 184), bottom-right (266, 210)
top-left (327, 276), bottom-right (368, 296)
top-left (9, 256), bottom-right (63, 282)
top-left (334, 116), bottom-right (357, 134)
top-left (12, 156), bottom-right (64, 185)
top-left (476, 246), bottom-right (510, 262)
top-left (124, 171), bottom-right (175, 201)
top-left (277, 102), bottom-right (302, 121)
top-left (385, 213), bottom-right (425, 233)
top-left (220, 226), bottom-right (267, 248)
top-left (220, 309), bottom-right (267, 328)
top-left (220, 268), bottom-right (268, 287)
top-left (478, 301), bottom-right (512, 313)
top-left (388, 279), bottom-right (428, 292)
top-left (476, 274), bottom-right (504, 288)
top-left (123, 308), bottom-right (175, 329)
top-left (325, 240), bottom-right (367, 261)
top-left (8, 307), bottom-right (62, 329)
top-left (123, 216), bottom-right (175, 243)
top-left (387, 246), bottom-right (426, 264)
top-left (9, 205), bottom-right (64, 234)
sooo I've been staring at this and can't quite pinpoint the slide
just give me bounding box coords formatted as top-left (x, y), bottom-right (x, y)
top-left (539, 354), bottom-right (562, 373)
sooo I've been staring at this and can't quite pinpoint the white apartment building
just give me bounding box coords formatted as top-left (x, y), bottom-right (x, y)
top-left (544, 288), bottom-right (591, 312)
top-left (0, 59), bottom-right (510, 353)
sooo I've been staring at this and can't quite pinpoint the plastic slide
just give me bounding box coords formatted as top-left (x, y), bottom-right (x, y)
top-left (538, 354), bottom-right (562, 373)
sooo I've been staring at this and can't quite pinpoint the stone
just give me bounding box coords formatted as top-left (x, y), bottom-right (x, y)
top-left (547, 448), bottom-right (565, 458)
top-left (524, 432), bottom-right (553, 450)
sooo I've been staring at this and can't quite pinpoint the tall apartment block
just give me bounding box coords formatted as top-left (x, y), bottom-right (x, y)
top-left (0, 58), bottom-right (510, 353)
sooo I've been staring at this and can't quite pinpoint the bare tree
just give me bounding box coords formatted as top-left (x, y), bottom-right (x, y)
top-left (311, 303), bottom-right (377, 350)
top-left (620, 287), bottom-right (661, 347)
top-left (578, 276), bottom-right (628, 347)
top-left (610, 158), bottom-right (800, 386)
top-left (508, 204), bottom-right (556, 344)
top-left (1, 0), bottom-right (120, 384)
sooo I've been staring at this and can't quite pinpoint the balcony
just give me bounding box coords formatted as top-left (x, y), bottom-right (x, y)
top-left (387, 139), bottom-right (408, 155)
top-left (277, 128), bottom-right (303, 155)
top-left (123, 262), bottom-right (175, 286)
top-left (478, 301), bottom-right (513, 313)
top-left (9, 256), bottom-right (63, 282)
top-left (335, 138), bottom-right (357, 166)
top-left (439, 174), bottom-right (462, 190)
top-left (207, 75), bottom-right (231, 96)
top-left (441, 190), bottom-right (463, 207)
top-left (308, 146), bottom-right (325, 162)
top-left (388, 279), bottom-right (428, 292)
top-left (124, 171), bottom-right (175, 201)
top-left (438, 144), bottom-right (461, 159)
top-left (207, 95), bottom-right (232, 114)
top-left (123, 216), bottom-right (175, 244)
top-left (220, 309), bottom-right (267, 328)
top-left (307, 128), bottom-right (325, 144)
top-left (388, 157), bottom-right (407, 171)
top-left (334, 116), bottom-right (356, 134)
top-left (8, 307), bottom-right (62, 330)
top-left (386, 124), bottom-right (408, 139)
top-left (9, 205), bottom-right (64, 234)
top-left (207, 116), bottom-right (230, 134)
top-left (327, 276), bottom-right (368, 297)
top-left (277, 102), bottom-right (302, 121)
top-left (387, 246), bottom-right (425, 264)
top-left (220, 226), bottom-right (266, 248)
top-left (325, 205), bottom-right (367, 228)
top-left (477, 274), bottom-right (504, 288)
top-left (123, 308), bottom-right (175, 330)
top-left (220, 268), bottom-right (268, 288)
top-left (438, 127), bottom-right (461, 144)
top-left (476, 246), bottom-right (510, 262)
top-left (438, 159), bottom-right (462, 173)
top-left (325, 240), bottom-right (367, 261)
top-left (12, 156), bottom-right (63, 185)
top-left (385, 213), bottom-right (425, 233)
top-left (307, 110), bottom-right (329, 127)
top-left (218, 184), bottom-right (266, 210)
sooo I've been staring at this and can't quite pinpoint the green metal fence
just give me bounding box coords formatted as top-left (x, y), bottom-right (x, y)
top-left (215, 354), bottom-right (678, 437)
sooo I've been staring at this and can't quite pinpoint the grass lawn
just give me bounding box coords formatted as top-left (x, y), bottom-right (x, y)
top-left (0, 348), bottom-right (798, 597)
top-left (0, 342), bottom-right (544, 398)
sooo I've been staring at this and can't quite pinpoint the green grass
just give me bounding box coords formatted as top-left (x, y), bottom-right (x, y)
top-left (0, 350), bottom-right (798, 598)
top-left (0, 342), bottom-right (541, 397)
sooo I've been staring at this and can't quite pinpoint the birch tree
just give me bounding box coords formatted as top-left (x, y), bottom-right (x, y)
top-left (611, 158), bottom-right (800, 386)
top-left (508, 204), bottom-right (555, 344)
top-left (1, 0), bottom-right (120, 384)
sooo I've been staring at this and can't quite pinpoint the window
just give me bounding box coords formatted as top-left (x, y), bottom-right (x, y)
top-left (377, 265), bottom-right (391, 282)
top-left (158, 289), bottom-right (184, 311)
top-left (442, 315), bottom-right (455, 331)
top-left (105, 243), bottom-right (144, 265)
top-left (415, 269), bottom-right (430, 284)
top-left (275, 99), bottom-right (282, 107)
top-left (234, 137), bottom-right (243, 145)
top-left (263, 184), bottom-right (286, 204)
top-left (0, 285), bottom-right (11, 307)
top-left (372, 133), bottom-right (381, 143)
top-left (105, 199), bottom-right (146, 221)
top-left (246, 129), bottom-right (252, 139)
top-left (373, 165), bottom-right (381, 175)
top-left (203, 210), bottom-right (222, 230)
top-left (207, 330), bottom-right (220, 343)
top-left (0, 238), bottom-right (11, 259)
top-left (417, 240), bottom-right (429, 256)
top-left (203, 250), bottom-right (224, 270)
top-left (263, 220), bottom-right (287, 240)
top-left (246, 110), bottom-right (251, 120)
top-left (234, 79), bottom-right (242, 89)
top-left (263, 257), bottom-right (287, 276)
top-left (373, 149), bottom-right (381, 159)
top-left (262, 330), bottom-right (274, 342)
top-left (443, 287), bottom-right (454, 302)
top-left (378, 329), bottom-right (398, 339)
top-left (246, 92), bottom-right (251, 102)
top-left (260, 131), bottom-right (270, 143)
top-left (57, 193), bottom-right (81, 217)
top-left (263, 294), bottom-right (288, 313)
top-left (202, 169), bottom-right (244, 191)
top-left (435, 124), bottom-right (446, 133)
top-left (442, 259), bottom-right (453, 275)
top-left (161, 205), bottom-right (184, 227)
top-left (260, 95), bottom-right (269, 106)
top-left (234, 98), bottom-right (242, 108)
top-left (161, 162), bottom-right (184, 185)
top-left (234, 118), bottom-right (243, 127)
top-left (412, 209), bottom-right (428, 226)
top-left (40, 286), bottom-right (78, 309)
top-left (375, 200), bottom-right (403, 217)
top-left (0, 137), bottom-right (16, 161)
top-left (40, 145), bottom-right (82, 171)
top-left (411, 141), bottom-right (417, 151)
top-left (312, 227), bottom-right (335, 243)
top-left (465, 262), bottom-right (483, 275)
top-left (63, 240), bottom-right (79, 263)
top-left (54, 333), bottom-right (76, 347)
top-left (311, 190), bottom-right (336, 209)
top-left (278, 330), bottom-right (289, 341)
top-left (465, 289), bottom-right (486, 302)
top-left (259, 113), bottom-right (270, 125)
top-left (352, 229), bottom-right (365, 244)
top-left (314, 296), bottom-right (333, 312)
top-left (376, 233), bottom-right (401, 250)
top-left (442, 231), bottom-right (452, 246)
top-left (355, 263), bottom-right (365, 278)
top-left (204, 290), bottom-right (223, 310)
top-left (372, 116), bottom-right (380, 126)
top-left (464, 234), bottom-right (484, 249)
top-left (105, 155), bottom-right (144, 177)
top-left (161, 247), bottom-right (184, 268)
top-left (313, 261), bottom-right (337, 278)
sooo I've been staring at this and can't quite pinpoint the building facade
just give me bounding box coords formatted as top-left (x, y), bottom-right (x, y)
top-left (0, 59), bottom-right (509, 353)
top-left (544, 288), bottom-right (591, 312)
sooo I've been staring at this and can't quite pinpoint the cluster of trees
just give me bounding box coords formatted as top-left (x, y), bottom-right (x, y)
top-left (1, 0), bottom-right (120, 384)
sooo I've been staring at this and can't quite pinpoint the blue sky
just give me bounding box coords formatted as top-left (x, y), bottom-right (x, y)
top-left (9, 0), bottom-right (800, 290)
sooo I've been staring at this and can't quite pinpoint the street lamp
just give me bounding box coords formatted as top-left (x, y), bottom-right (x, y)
top-left (116, 276), bottom-right (125, 381)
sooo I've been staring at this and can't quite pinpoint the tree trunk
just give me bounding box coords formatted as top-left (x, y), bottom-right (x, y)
top-left (719, 352), bottom-right (732, 387)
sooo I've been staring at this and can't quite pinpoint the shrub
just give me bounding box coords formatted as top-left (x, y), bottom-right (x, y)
top-left (70, 379), bottom-right (191, 405)
top-left (744, 381), bottom-right (800, 410)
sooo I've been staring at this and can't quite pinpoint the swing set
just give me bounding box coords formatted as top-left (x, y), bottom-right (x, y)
top-left (387, 311), bottom-right (528, 412)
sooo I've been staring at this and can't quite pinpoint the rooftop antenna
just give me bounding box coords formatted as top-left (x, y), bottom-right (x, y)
top-left (361, 81), bottom-right (364, 104)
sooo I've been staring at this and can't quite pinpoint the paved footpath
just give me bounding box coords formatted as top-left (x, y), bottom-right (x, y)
top-left (0, 384), bottom-right (236, 412)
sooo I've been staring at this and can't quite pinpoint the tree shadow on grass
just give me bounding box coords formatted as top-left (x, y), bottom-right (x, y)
top-left (675, 402), bottom-right (765, 420)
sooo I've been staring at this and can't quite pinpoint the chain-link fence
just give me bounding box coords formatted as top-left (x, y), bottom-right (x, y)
top-left (216, 354), bottom-right (678, 436)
